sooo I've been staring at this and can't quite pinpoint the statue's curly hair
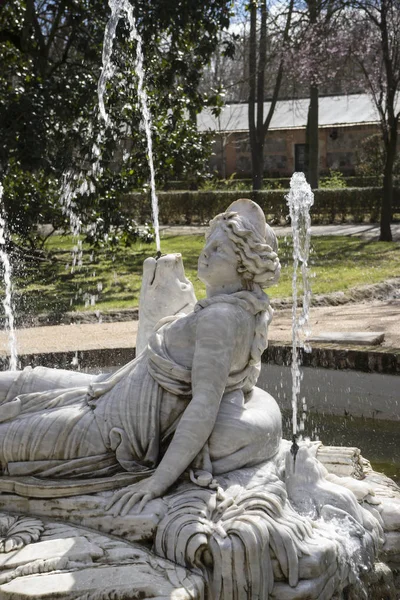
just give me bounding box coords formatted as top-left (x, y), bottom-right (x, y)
top-left (207, 210), bottom-right (281, 290)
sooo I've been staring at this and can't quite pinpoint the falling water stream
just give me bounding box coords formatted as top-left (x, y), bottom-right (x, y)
top-left (286, 172), bottom-right (314, 437)
top-left (59, 170), bottom-right (84, 276)
top-left (0, 183), bottom-right (18, 370)
top-left (98, 0), bottom-right (161, 253)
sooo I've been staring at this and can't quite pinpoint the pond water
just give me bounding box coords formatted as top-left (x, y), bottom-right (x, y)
top-left (282, 410), bottom-right (400, 482)
top-left (259, 364), bottom-right (400, 482)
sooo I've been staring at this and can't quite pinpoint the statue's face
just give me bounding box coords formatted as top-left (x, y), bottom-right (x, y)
top-left (197, 226), bottom-right (240, 289)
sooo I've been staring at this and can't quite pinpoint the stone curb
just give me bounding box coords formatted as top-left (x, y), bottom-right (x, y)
top-left (0, 347), bottom-right (136, 372)
top-left (264, 342), bottom-right (400, 375)
top-left (2, 342), bottom-right (399, 375)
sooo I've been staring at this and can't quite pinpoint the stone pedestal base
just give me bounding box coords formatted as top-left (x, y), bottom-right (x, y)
top-left (0, 515), bottom-right (203, 599)
top-left (0, 443), bottom-right (398, 599)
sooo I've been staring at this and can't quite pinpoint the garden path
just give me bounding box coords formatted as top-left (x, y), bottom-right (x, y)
top-left (0, 299), bottom-right (398, 357)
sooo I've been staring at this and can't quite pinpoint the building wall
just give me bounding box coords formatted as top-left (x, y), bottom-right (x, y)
top-left (211, 123), bottom-right (380, 178)
top-left (324, 124), bottom-right (378, 174)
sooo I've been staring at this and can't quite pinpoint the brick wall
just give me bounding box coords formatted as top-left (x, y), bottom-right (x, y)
top-left (212, 123), bottom-right (381, 178)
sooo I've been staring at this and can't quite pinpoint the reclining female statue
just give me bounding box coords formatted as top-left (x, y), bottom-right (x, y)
top-left (0, 199), bottom-right (282, 515)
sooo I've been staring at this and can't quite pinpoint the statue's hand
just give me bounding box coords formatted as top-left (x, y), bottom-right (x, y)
top-left (105, 477), bottom-right (164, 516)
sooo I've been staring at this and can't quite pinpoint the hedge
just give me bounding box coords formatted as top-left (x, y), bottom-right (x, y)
top-left (123, 187), bottom-right (400, 226)
top-left (161, 178), bottom-right (290, 191)
top-left (160, 176), bottom-right (399, 191)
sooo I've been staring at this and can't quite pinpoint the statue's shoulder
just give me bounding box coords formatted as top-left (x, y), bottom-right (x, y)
top-left (198, 297), bottom-right (247, 316)
top-left (196, 293), bottom-right (261, 319)
top-left (196, 298), bottom-right (254, 337)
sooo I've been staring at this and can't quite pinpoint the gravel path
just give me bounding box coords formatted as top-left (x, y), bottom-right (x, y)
top-left (1, 299), bottom-right (399, 357)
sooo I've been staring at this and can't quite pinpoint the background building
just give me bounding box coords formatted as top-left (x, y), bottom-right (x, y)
top-left (197, 94), bottom-right (393, 178)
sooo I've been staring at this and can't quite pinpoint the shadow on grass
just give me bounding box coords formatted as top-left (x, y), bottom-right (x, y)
top-left (6, 234), bottom-right (400, 321)
top-left (10, 235), bottom-right (205, 319)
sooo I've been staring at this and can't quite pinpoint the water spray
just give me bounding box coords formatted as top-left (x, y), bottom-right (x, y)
top-left (98, 0), bottom-right (161, 254)
top-left (286, 172), bottom-right (314, 458)
top-left (0, 183), bottom-right (18, 370)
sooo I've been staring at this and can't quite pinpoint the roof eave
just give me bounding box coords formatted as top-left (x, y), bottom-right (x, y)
top-left (202, 120), bottom-right (381, 134)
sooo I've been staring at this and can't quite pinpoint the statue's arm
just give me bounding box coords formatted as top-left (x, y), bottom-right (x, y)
top-left (107, 304), bottom-right (237, 515)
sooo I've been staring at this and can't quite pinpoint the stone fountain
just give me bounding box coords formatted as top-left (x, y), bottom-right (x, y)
top-left (0, 3), bottom-right (398, 595)
top-left (0, 198), bottom-right (398, 599)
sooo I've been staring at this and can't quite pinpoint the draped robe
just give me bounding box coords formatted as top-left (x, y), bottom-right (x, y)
top-left (0, 291), bottom-right (271, 481)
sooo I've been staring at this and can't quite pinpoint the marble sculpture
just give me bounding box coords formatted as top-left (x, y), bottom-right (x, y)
top-left (0, 199), bottom-right (398, 599)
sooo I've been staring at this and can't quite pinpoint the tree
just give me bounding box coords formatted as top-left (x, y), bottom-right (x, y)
top-left (286, 0), bottom-right (349, 188)
top-left (0, 0), bottom-right (232, 251)
top-left (198, 25), bottom-right (247, 178)
top-left (305, 0), bottom-right (320, 189)
top-left (199, 23), bottom-right (248, 105)
top-left (349, 0), bottom-right (400, 241)
top-left (248, 0), bottom-right (295, 190)
top-left (356, 133), bottom-right (400, 178)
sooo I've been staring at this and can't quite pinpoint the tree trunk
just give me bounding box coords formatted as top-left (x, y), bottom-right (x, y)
top-left (248, 0), bottom-right (267, 191)
top-left (380, 137), bottom-right (396, 241)
top-left (377, 0), bottom-right (397, 242)
top-left (306, 85), bottom-right (319, 188)
top-left (251, 141), bottom-right (264, 190)
top-left (248, 0), bottom-right (294, 191)
top-left (305, 0), bottom-right (319, 188)
top-left (248, 0), bottom-right (258, 190)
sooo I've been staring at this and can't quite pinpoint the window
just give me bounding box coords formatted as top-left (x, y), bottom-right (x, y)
top-left (295, 144), bottom-right (308, 172)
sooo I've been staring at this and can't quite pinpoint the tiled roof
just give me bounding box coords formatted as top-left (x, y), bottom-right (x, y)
top-left (197, 94), bottom-right (396, 132)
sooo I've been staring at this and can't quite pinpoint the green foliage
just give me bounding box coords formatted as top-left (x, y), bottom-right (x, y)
top-left (2, 161), bottom-right (63, 250)
top-left (320, 170), bottom-right (347, 189)
top-left (0, 0), bottom-right (232, 251)
top-left (343, 175), bottom-right (383, 187)
top-left (200, 172), bottom-right (250, 191)
top-left (123, 187), bottom-right (400, 225)
top-left (199, 176), bottom-right (289, 191)
top-left (263, 179), bottom-right (285, 190)
top-left (356, 134), bottom-right (400, 178)
top-left (166, 176), bottom-right (392, 191)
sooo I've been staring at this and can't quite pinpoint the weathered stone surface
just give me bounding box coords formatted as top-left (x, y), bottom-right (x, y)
top-left (382, 531), bottom-right (400, 562)
top-left (0, 493), bottom-right (166, 543)
top-left (136, 253), bottom-right (196, 355)
top-left (380, 496), bottom-right (400, 531)
top-left (272, 536), bottom-right (338, 581)
top-left (0, 445), bottom-right (393, 600)
top-left (307, 331), bottom-right (385, 345)
top-left (0, 518), bottom-right (204, 599)
top-left (0, 565), bottom-right (196, 599)
top-left (346, 562), bottom-right (397, 600)
top-left (271, 561), bottom-right (340, 600)
top-left (0, 536), bottom-right (103, 568)
top-left (315, 445), bottom-right (363, 479)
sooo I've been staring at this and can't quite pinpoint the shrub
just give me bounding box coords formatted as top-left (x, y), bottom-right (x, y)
top-left (355, 133), bottom-right (400, 177)
top-left (319, 170), bottom-right (347, 189)
top-left (123, 187), bottom-right (400, 225)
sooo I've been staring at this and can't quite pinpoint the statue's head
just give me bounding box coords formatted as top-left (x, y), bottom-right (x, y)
top-left (204, 199), bottom-right (281, 291)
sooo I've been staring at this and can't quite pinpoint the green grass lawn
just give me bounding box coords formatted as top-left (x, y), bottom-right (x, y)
top-left (12, 233), bottom-right (400, 317)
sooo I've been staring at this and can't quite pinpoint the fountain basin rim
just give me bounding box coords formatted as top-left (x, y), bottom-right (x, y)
top-left (1, 342), bottom-right (399, 375)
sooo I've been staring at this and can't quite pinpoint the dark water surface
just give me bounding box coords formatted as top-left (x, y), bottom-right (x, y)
top-left (260, 364), bottom-right (400, 483)
top-left (282, 410), bottom-right (400, 483)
